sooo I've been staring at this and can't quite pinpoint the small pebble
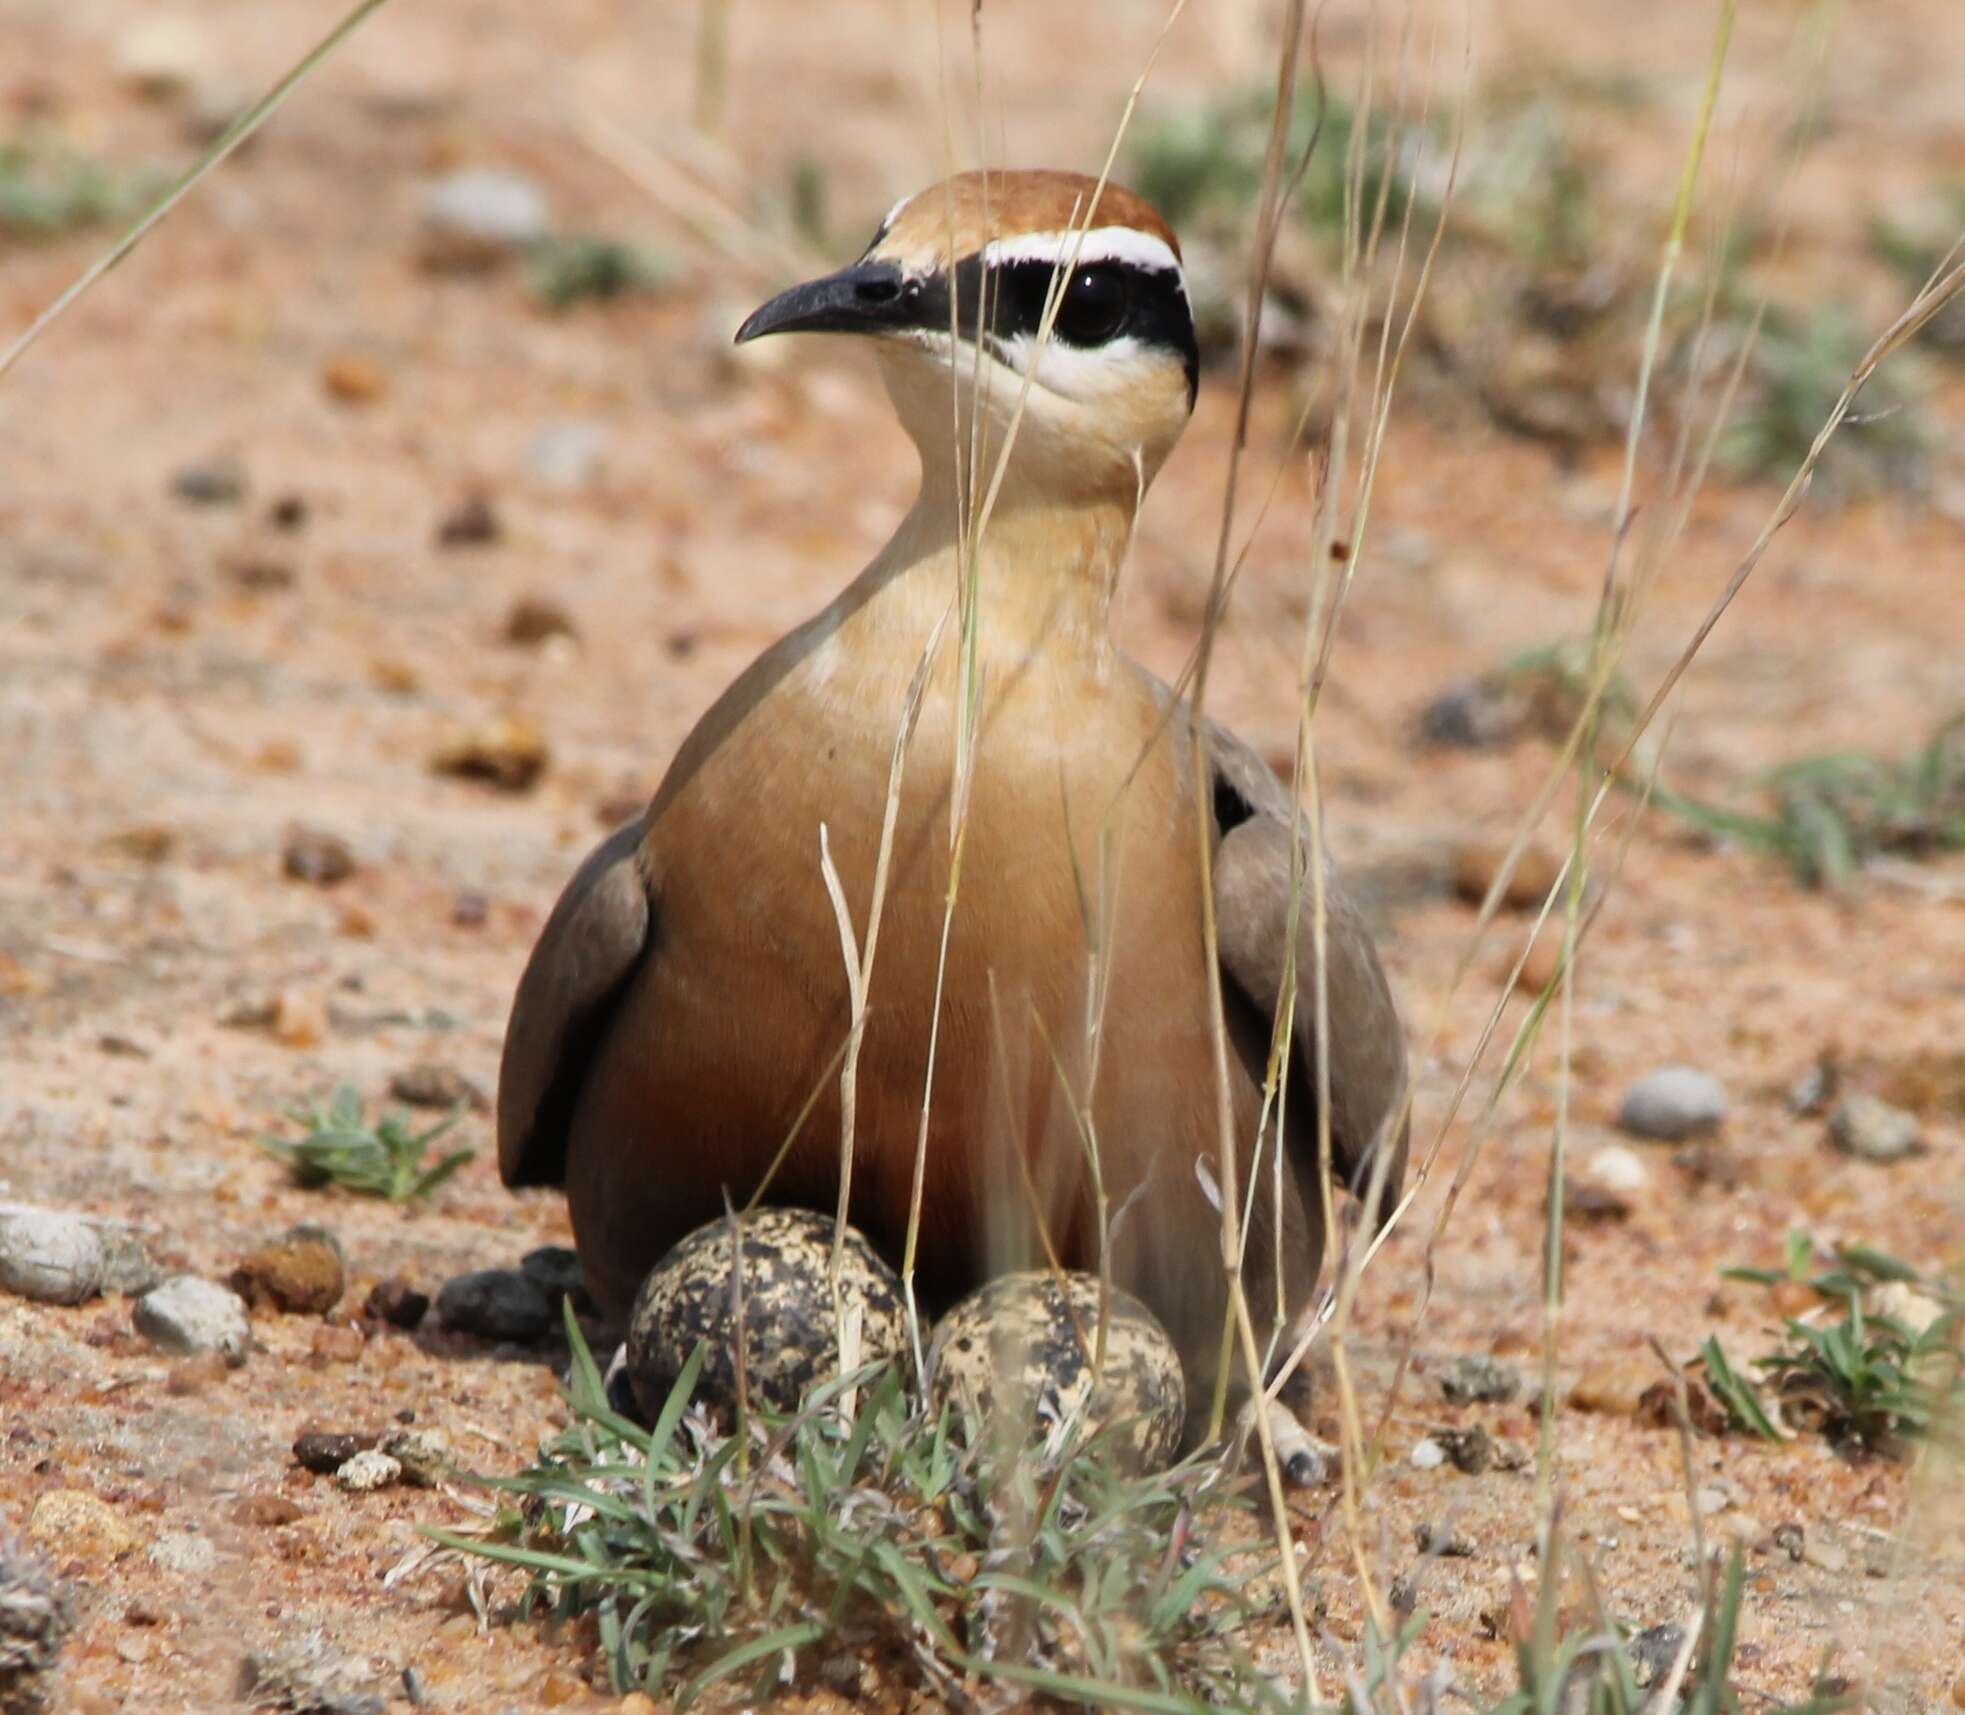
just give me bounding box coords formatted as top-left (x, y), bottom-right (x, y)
top-left (435, 1268), bottom-right (552, 1342)
top-left (1415, 1520), bottom-right (1474, 1556)
top-left (334, 1450), bottom-right (402, 1493)
top-left (1440, 1354), bottom-right (1520, 1405)
top-left (93, 1223), bottom-right (164, 1296)
top-left (363, 1276), bottom-right (430, 1329)
top-left (169, 455), bottom-right (247, 506)
top-left (293, 1430), bottom-right (378, 1475)
top-left (1418, 677), bottom-right (1527, 750)
top-left (503, 594), bottom-right (579, 646)
top-left (381, 1431), bottom-right (449, 1488)
top-left (618, 1695), bottom-right (663, 1715)
top-left (435, 493), bottom-right (501, 548)
top-left (1450, 838), bottom-right (1562, 911)
top-left (0, 1207), bottom-right (106, 1305)
top-left (430, 715), bottom-right (549, 792)
top-left (268, 493), bottom-right (309, 531)
top-left (232, 1225), bottom-right (345, 1315)
top-left (418, 166), bottom-right (552, 270)
top-left (1868, 1280), bottom-right (1946, 1336)
top-left (1433, 1425), bottom-right (1494, 1474)
top-left (133, 1275), bottom-right (250, 1360)
top-left (1582, 1145), bottom-right (1651, 1194)
top-left (281, 826), bottom-right (355, 887)
top-left (229, 1494), bottom-right (304, 1528)
top-left (1827, 1092), bottom-right (1923, 1162)
top-left (388, 1063), bottom-right (484, 1111)
top-left (28, 1489), bottom-right (143, 1560)
top-left (321, 352), bottom-right (388, 405)
top-left (1618, 1066), bottom-right (1727, 1142)
top-left (1409, 1437), bottom-right (1447, 1470)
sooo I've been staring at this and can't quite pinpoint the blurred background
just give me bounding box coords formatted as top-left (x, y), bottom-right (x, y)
top-left (2, 0), bottom-right (1961, 1706)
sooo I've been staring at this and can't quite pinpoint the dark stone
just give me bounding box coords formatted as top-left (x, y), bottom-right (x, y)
top-left (363, 1277), bottom-right (429, 1328)
top-left (292, 1430), bottom-right (378, 1475)
top-left (435, 1268), bottom-right (551, 1342)
top-left (519, 1246), bottom-right (590, 1314)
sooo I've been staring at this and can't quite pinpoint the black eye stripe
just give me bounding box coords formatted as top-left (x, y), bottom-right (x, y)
top-left (913, 254), bottom-right (1199, 402)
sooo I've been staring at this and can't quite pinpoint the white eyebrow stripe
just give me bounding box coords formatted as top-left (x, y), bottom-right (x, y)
top-left (981, 225), bottom-right (1185, 279)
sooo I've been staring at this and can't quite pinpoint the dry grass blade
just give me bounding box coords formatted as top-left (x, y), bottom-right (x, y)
top-left (0, 0), bottom-right (396, 385)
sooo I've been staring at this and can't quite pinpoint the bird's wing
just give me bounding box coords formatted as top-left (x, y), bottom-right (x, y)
top-left (497, 818), bottom-right (656, 1188)
top-left (1204, 718), bottom-right (1409, 1225)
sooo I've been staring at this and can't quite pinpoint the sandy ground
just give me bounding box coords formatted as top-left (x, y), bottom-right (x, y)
top-left (2, 1), bottom-right (1963, 1710)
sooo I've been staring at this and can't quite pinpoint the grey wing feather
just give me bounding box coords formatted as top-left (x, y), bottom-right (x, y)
top-left (498, 818), bottom-right (655, 1189)
top-left (1203, 718), bottom-right (1409, 1225)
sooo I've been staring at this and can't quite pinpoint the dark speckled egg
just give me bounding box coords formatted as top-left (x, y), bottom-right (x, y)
top-left (926, 1271), bottom-right (1185, 1472)
top-left (625, 1208), bottom-right (911, 1422)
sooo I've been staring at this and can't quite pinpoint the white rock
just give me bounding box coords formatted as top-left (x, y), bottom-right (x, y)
top-left (1409, 1437), bottom-right (1447, 1470)
top-left (148, 1531), bottom-right (217, 1574)
top-left (1582, 1145), bottom-right (1652, 1194)
top-left (419, 168), bottom-right (551, 269)
top-left (1868, 1280), bottom-right (1945, 1336)
top-left (0, 1208), bottom-right (105, 1305)
top-left (116, 16), bottom-right (211, 99)
top-left (334, 1450), bottom-right (402, 1493)
top-left (1618, 1066), bottom-right (1727, 1142)
top-left (133, 1275), bottom-right (250, 1359)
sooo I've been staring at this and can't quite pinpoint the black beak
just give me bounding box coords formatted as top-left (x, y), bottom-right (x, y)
top-left (734, 260), bottom-right (932, 344)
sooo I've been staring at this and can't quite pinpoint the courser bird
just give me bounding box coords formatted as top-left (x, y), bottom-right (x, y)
top-left (498, 170), bottom-right (1408, 1431)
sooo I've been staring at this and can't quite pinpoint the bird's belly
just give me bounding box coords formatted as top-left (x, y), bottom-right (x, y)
top-left (566, 663), bottom-right (1267, 1335)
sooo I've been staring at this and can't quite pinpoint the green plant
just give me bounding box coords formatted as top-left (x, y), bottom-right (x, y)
top-left (1708, 1236), bottom-right (1964, 1453)
top-left (0, 136), bottom-right (129, 238)
top-left (1719, 303), bottom-right (1935, 495)
top-left (527, 234), bottom-right (670, 310)
top-left (1131, 90), bottom-right (1416, 248)
top-left (431, 1309), bottom-right (1277, 1712)
top-left (1641, 711), bottom-right (1965, 889)
top-left (258, 1084), bottom-right (473, 1202)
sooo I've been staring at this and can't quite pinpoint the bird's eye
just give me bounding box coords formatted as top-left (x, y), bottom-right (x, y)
top-left (1053, 264), bottom-right (1130, 345)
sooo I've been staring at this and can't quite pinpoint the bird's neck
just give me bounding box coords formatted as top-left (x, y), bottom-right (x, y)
top-left (859, 479), bottom-right (1137, 661)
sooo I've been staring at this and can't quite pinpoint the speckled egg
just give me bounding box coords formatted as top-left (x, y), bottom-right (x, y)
top-left (624, 1208), bottom-right (911, 1422)
top-left (926, 1271), bottom-right (1185, 1472)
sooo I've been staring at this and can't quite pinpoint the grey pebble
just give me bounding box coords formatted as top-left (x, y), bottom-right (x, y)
top-left (1627, 1623), bottom-right (1686, 1688)
top-left (1827, 1093), bottom-right (1923, 1162)
top-left (1618, 1065), bottom-right (1727, 1142)
top-left (1440, 1353), bottom-right (1520, 1405)
top-left (170, 455), bottom-right (247, 506)
top-left (1409, 1437), bottom-right (1447, 1470)
top-left (133, 1274), bottom-right (251, 1359)
top-left (381, 1431), bottom-right (448, 1489)
top-left (0, 1208), bottom-right (105, 1305)
top-left (435, 1268), bottom-right (552, 1342)
top-left (1417, 677), bottom-right (1527, 750)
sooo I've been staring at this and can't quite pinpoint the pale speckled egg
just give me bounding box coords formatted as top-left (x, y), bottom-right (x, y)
top-left (926, 1271), bottom-right (1185, 1472)
top-left (625, 1208), bottom-right (911, 1422)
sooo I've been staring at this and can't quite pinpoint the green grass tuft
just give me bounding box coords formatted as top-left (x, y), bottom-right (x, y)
top-left (0, 135), bottom-right (132, 238)
top-left (258, 1083), bottom-right (474, 1202)
top-left (527, 234), bottom-right (672, 311)
top-left (1711, 1236), bottom-right (1963, 1454)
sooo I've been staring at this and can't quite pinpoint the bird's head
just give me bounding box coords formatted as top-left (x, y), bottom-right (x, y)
top-left (736, 170), bottom-right (1198, 506)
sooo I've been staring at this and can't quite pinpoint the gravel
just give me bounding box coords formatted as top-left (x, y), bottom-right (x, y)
top-left (293, 1431), bottom-right (378, 1476)
top-left (132, 1275), bottom-right (251, 1359)
top-left (1618, 1065), bottom-right (1728, 1142)
top-left (1439, 1354), bottom-right (1521, 1405)
top-left (334, 1450), bottom-right (402, 1493)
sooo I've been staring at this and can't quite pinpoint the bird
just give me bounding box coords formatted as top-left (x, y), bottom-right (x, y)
top-left (497, 168), bottom-right (1408, 1440)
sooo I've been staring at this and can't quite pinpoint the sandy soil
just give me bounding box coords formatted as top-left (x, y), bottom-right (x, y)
top-left (2, 1), bottom-right (1962, 1710)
